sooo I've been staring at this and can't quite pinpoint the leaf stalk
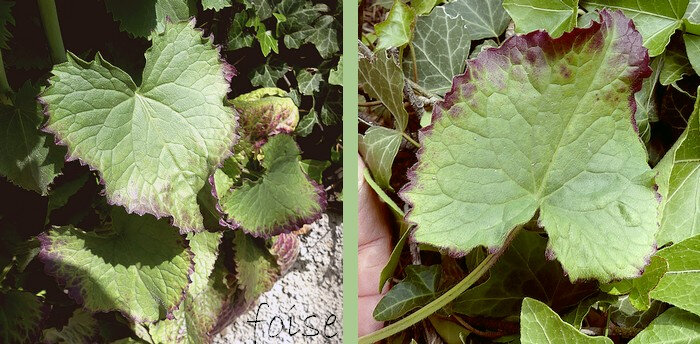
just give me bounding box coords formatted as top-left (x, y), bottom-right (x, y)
top-left (37, 0), bottom-right (66, 64)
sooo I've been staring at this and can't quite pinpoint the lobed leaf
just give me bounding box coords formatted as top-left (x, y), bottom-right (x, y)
top-left (38, 208), bottom-right (194, 323)
top-left (104, 0), bottom-right (196, 38)
top-left (445, 0), bottom-right (510, 40)
top-left (401, 10), bottom-right (657, 282)
top-left (41, 21), bottom-right (237, 233)
top-left (521, 298), bottom-right (613, 343)
top-left (359, 49), bottom-right (409, 131)
top-left (375, 0), bottom-right (415, 50)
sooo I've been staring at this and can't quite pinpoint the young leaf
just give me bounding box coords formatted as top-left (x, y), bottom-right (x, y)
top-left (453, 231), bottom-right (596, 317)
top-left (600, 256), bottom-right (669, 311)
top-left (0, 289), bottom-right (43, 343)
top-left (581, 0), bottom-right (687, 56)
top-left (38, 208), bottom-right (194, 323)
top-left (629, 307), bottom-right (700, 343)
top-left (187, 231), bottom-right (222, 295)
top-left (41, 21), bottom-right (237, 233)
top-left (659, 43), bottom-right (692, 85)
top-left (685, 34), bottom-right (700, 74)
top-left (233, 231), bottom-right (279, 303)
top-left (359, 49), bottom-right (409, 131)
top-left (650, 234), bottom-right (700, 316)
top-left (503, 0), bottom-right (578, 38)
top-left (201, 0), bottom-right (232, 11)
top-left (104, 0), bottom-right (196, 38)
top-left (0, 82), bottom-right (65, 195)
top-left (213, 134), bottom-right (326, 237)
top-left (269, 232), bottom-right (300, 275)
top-left (359, 126), bottom-right (402, 190)
top-left (250, 62), bottom-right (289, 88)
top-left (43, 309), bottom-right (98, 344)
top-left (401, 11), bottom-right (657, 282)
top-left (232, 87), bottom-right (299, 143)
top-left (655, 87), bottom-right (700, 245)
top-left (373, 265), bottom-right (441, 321)
top-left (444, 0), bottom-right (511, 40)
top-left (297, 69), bottom-right (322, 95)
top-left (375, 0), bottom-right (416, 50)
top-left (409, 6), bottom-right (471, 95)
top-left (520, 298), bottom-right (613, 344)
top-left (412, 0), bottom-right (440, 16)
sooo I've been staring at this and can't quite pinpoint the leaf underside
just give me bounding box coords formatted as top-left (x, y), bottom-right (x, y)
top-left (401, 10), bottom-right (658, 282)
top-left (41, 20), bottom-right (237, 233)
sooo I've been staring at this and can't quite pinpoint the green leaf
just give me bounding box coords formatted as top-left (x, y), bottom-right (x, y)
top-left (328, 56), bottom-right (343, 85)
top-left (256, 27), bottom-right (279, 57)
top-left (0, 82), bottom-right (65, 195)
top-left (684, 0), bottom-right (700, 34)
top-left (359, 50), bottom-right (409, 131)
top-left (359, 126), bottom-right (402, 190)
top-left (41, 21), bottom-right (236, 233)
top-left (187, 231), bottom-right (222, 295)
top-left (659, 42), bottom-right (692, 85)
top-left (401, 11), bottom-right (658, 282)
top-left (650, 234), bottom-right (700, 316)
top-left (610, 297), bottom-right (667, 329)
top-left (233, 231), bottom-right (279, 303)
top-left (562, 293), bottom-right (618, 329)
top-left (454, 231), bottom-right (596, 317)
top-left (104, 0), bottom-right (196, 38)
top-left (600, 256), bottom-right (669, 311)
top-left (214, 135), bottom-right (325, 236)
top-left (299, 159), bottom-right (330, 183)
top-left (581, 0), bottom-right (687, 56)
top-left (373, 265), bottom-right (441, 321)
top-left (469, 39), bottom-right (499, 59)
top-left (0, 1), bottom-right (15, 50)
top-left (521, 298), bottom-right (613, 344)
top-left (409, 6), bottom-right (471, 95)
top-left (227, 11), bottom-right (255, 50)
top-left (296, 109), bottom-right (319, 137)
top-left (444, 0), bottom-right (511, 40)
top-left (306, 15), bottom-right (340, 59)
top-left (684, 34), bottom-right (700, 74)
top-left (276, 0), bottom-right (328, 47)
top-left (0, 289), bottom-right (43, 343)
top-left (46, 173), bottom-right (90, 218)
top-left (655, 88), bottom-right (700, 245)
top-left (43, 309), bottom-right (98, 344)
top-left (244, 0), bottom-right (275, 20)
top-left (503, 0), bottom-right (578, 38)
top-left (635, 57), bottom-right (662, 143)
top-left (629, 307), bottom-right (700, 343)
top-left (375, 0), bottom-right (416, 50)
top-left (202, 0), bottom-right (231, 10)
top-left (250, 62), bottom-right (288, 87)
top-left (38, 208), bottom-right (193, 323)
top-left (232, 87), bottom-right (299, 142)
top-left (297, 69), bottom-right (322, 95)
top-left (412, 0), bottom-right (440, 15)
top-left (427, 316), bottom-right (471, 344)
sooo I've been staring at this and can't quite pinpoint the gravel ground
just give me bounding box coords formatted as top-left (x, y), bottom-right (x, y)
top-left (214, 212), bottom-right (343, 344)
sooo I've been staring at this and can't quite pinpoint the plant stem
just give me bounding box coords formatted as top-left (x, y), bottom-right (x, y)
top-left (358, 226), bottom-right (523, 344)
top-left (406, 78), bottom-right (442, 101)
top-left (37, 0), bottom-right (66, 64)
top-left (409, 44), bottom-right (418, 82)
top-left (0, 50), bottom-right (10, 95)
top-left (402, 132), bottom-right (420, 148)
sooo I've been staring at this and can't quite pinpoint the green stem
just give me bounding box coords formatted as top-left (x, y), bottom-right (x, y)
top-left (359, 226), bottom-right (523, 344)
top-left (402, 132), bottom-right (420, 148)
top-left (37, 0), bottom-right (66, 64)
top-left (0, 49), bottom-right (10, 95)
top-left (409, 44), bottom-right (418, 82)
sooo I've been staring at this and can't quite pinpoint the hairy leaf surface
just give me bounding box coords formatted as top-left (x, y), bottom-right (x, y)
top-left (187, 231), bottom-right (222, 295)
top-left (41, 21), bottom-right (236, 233)
top-left (521, 298), bottom-right (613, 343)
top-left (233, 231), bottom-right (279, 303)
top-left (401, 11), bottom-right (657, 282)
top-left (503, 0), bottom-right (578, 38)
top-left (650, 234), bottom-right (700, 316)
top-left (38, 208), bottom-right (194, 323)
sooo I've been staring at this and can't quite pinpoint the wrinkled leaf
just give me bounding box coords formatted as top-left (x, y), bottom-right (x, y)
top-left (38, 208), bottom-right (193, 323)
top-left (503, 0), bottom-right (578, 38)
top-left (41, 21), bottom-right (236, 233)
top-left (629, 307), bottom-right (700, 343)
top-left (375, 0), bottom-right (416, 50)
top-left (373, 265), bottom-right (441, 321)
top-left (0, 289), bottom-right (43, 343)
top-left (521, 298), bottom-right (613, 344)
top-left (445, 0), bottom-right (511, 40)
top-left (359, 126), bottom-right (402, 190)
top-left (233, 87), bottom-right (299, 142)
top-left (187, 231), bottom-right (222, 295)
top-left (233, 231), bottom-right (279, 303)
top-left (104, 0), bottom-right (196, 38)
top-left (650, 234), bottom-right (700, 316)
top-left (359, 49), bottom-right (409, 131)
top-left (401, 11), bottom-right (657, 282)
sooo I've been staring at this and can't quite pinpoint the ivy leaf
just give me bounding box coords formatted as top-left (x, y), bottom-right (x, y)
top-left (255, 27), bottom-right (279, 57)
top-left (213, 134), bottom-right (326, 236)
top-left (600, 256), bottom-right (669, 311)
top-left (359, 49), bottom-right (409, 131)
top-left (581, 0), bottom-right (687, 56)
top-left (296, 110), bottom-right (319, 137)
top-left (359, 126), bottom-right (402, 190)
top-left (401, 11), bottom-right (657, 282)
top-left (233, 231), bottom-right (279, 303)
top-left (373, 265), bottom-right (441, 321)
top-left (375, 0), bottom-right (416, 50)
top-left (250, 61), bottom-right (288, 88)
top-left (38, 208), bottom-right (194, 323)
top-left (201, 0), bottom-right (231, 11)
top-left (0, 0), bottom-right (14, 50)
top-left (650, 234), bottom-right (700, 316)
top-left (409, 6), bottom-right (471, 95)
top-left (444, 0), bottom-right (511, 40)
top-left (104, 0), bottom-right (196, 38)
top-left (43, 309), bottom-right (98, 344)
top-left (328, 56), bottom-right (343, 86)
top-left (503, 0), bottom-right (578, 38)
top-left (187, 231), bottom-right (222, 295)
top-left (305, 15), bottom-right (340, 59)
top-left (521, 298), bottom-right (613, 344)
top-left (469, 39), bottom-right (499, 59)
top-left (299, 159), bottom-right (330, 183)
top-left (629, 307), bottom-right (700, 343)
top-left (0, 81), bottom-right (65, 195)
top-left (412, 0), bottom-right (440, 15)
top-left (227, 11), bottom-right (255, 50)
top-left (41, 21), bottom-right (236, 233)
top-left (0, 289), bottom-right (43, 343)
top-left (244, 0), bottom-right (276, 20)
top-left (655, 88), bottom-right (700, 246)
top-left (685, 0), bottom-right (700, 34)
top-left (659, 42), bottom-right (692, 85)
top-left (297, 69), bottom-right (322, 95)
top-left (454, 231), bottom-right (597, 317)
top-left (276, 0), bottom-right (328, 47)
top-left (685, 34), bottom-right (700, 74)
